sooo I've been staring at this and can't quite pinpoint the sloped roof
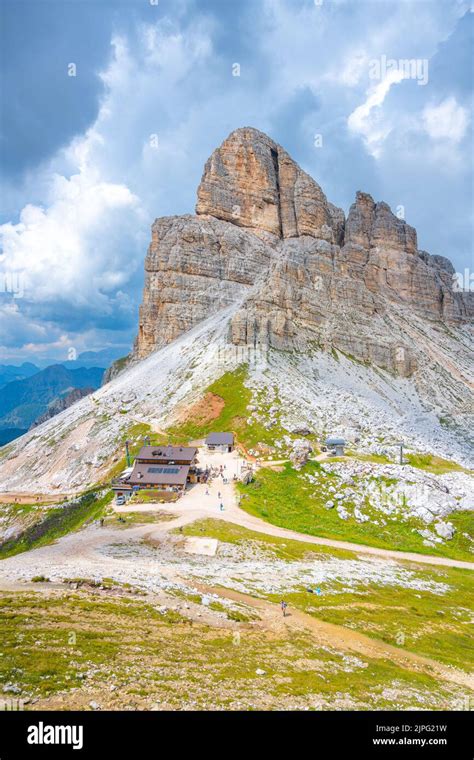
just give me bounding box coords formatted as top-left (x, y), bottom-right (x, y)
top-left (136, 445), bottom-right (197, 463)
top-left (127, 462), bottom-right (190, 486)
top-left (205, 432), bottom-right (234, 445)
top-left (325, 437), bottom-right (346, 446)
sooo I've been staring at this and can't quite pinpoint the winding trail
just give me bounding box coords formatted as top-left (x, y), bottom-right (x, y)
top-left (121, 501), bottom-right (474, 571)
top-left (211, 506), bottom-right (474, 570)
top-left (1, 496), bottom-right (473, 691)
top-left (191, 581), bottom-right (474, 690)
top-left (1, 450), bottom-right (472, 694)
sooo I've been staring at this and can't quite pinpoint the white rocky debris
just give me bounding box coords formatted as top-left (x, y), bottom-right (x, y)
top-left (0, 525), bottom-right (451, 599)
top-left (0, 304), bottom-right (472, 495)
top-left (434, 522), bottom-right (455, 540)
top-left (301, 459), bottom-right (473, 542)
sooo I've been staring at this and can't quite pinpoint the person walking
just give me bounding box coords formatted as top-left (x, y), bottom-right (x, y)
top-left (280, 600), bottom-right (288, 617)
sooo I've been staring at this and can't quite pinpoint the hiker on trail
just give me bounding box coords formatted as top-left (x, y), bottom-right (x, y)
top-left (220, 503), bottom-right (224, 512)
top-left (218, 491), bottom-right (221, 499)
top-left (205, 488), bottom-right (209, 496)
top-left (100, 517), bottom-right (104, 527)
top-left (280, 600), bottom-right (288, 617)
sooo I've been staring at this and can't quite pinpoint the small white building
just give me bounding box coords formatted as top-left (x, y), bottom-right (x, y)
top-left (205, 432), bottom-right (235, 453)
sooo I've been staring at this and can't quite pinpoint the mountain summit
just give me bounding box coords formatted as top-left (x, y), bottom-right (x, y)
top-left (134, 127), bottom-right (472, 381)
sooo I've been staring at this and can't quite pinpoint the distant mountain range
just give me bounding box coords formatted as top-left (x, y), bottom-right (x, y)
top-left (59, 347), bottom-right (128, 370)
top-left (0, 362), bottom-right (40, 389)
top-left (0, 348), bottom-right (130, 444)
top-left (0, 362), bottom-right (107, 445)
top-left (0, 347), bottom-right (127, 386)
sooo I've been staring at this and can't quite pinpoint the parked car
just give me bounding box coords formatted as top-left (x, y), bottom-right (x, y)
top-left (116, 495), bottom-right (125, 506)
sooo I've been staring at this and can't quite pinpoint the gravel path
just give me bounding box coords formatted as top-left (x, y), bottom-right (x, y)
top-left (1, 486), bottom-right (472, 689)
top-left (192, 582), bottom-right (474, 690)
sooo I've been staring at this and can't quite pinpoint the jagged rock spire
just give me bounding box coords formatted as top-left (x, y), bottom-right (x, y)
top-left (196, 127), bottom-right (344, 245)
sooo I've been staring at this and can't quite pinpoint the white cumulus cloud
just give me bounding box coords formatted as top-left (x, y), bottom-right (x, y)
top-left (347, 69), bottom-right (407, 157)
top-left (422, 96), bottom-right (469, 142)
top-left (0, 166), bottom-right (142, 308)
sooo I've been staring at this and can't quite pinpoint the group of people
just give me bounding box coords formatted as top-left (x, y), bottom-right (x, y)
top-left (203, 484), bottom-right (225, 512)
top-left (204, 462), bottom-right (230, 512)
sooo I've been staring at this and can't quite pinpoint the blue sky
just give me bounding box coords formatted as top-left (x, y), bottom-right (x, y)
top-left (0, 0), bottom-right (472, 364)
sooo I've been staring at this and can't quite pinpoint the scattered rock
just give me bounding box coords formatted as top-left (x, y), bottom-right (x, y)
top-left (290, 439), bottom-right (313, 470)
top-left (3, 684), bottom-right (20, 694)
top-left (292, 427), bottom-right (312, 436)
top-left (434, 521), bottom-right (455, 540)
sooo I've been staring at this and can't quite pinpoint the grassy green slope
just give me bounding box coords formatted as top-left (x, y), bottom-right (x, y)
top-left (182, 519), bottom-right (474, 673)
top-left (0, 590), bottom-right (466, 710)
top-left (167, 366), bottom-right (310, 454)
top-left (0, 490), bottom-right (113, 560)
top-left (237, 462), bottom-right (474, 562)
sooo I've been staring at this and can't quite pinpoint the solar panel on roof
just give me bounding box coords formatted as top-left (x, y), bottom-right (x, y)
top-left (147, 466), bottom-right (180, 475)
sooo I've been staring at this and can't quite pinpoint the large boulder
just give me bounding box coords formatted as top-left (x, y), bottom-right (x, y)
top-left (434, 521), bottom-right (455, 540)
top-left (290, 439), bottom-right (313, 470)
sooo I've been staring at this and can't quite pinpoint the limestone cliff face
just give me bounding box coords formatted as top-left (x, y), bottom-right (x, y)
top-left (343, 192), bottom-right (466, 323)
top-left (344, 191), bottom-right (417, 253)
top-left (134, 127), bottom-right (471, 376)
top-left (134, 214), bottom-right (274, 358)
top-left (196, 126), bottom-right (345, 244)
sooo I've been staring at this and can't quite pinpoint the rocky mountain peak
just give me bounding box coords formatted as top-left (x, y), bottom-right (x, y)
top-left (133, 126), bottom-right (471, 380)
top-left (1, 138), bottom-right (472, 499)
top-left (196, 127), bottom-right (345, 244)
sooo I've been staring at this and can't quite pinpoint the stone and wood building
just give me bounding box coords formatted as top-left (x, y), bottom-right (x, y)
top-left (112, 445), bottom-right (199, 499)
